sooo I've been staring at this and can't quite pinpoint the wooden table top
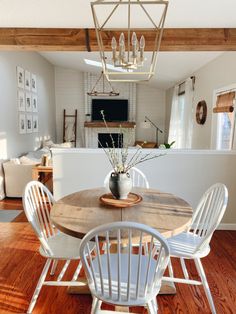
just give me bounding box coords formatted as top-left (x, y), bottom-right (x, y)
top-left (51, 187), bottom-right (193, 241)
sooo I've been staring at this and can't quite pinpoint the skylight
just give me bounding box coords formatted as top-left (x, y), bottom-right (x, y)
top-left (84, 59), bottom-right (131, 73)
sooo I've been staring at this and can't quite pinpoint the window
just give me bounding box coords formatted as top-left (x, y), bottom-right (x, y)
top-left (168, 78), bottom-right (194, 148)
top-left (216, 111), bottom-right (235, 149)
top-left (213, 90), bottom-right (235, 150)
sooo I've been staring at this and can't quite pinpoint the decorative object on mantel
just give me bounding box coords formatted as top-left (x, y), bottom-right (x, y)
top-left (91, 0), bottom-right (169, 82)
top-left (100, 111), bottom-right (163, 199)
top-left (196, 100), bottom-right (207, 125)
top-left (85, 113), bottom-right (91, 122)
top-left (140, 116), bottom-right (163, 147)
top-left (213, 91), bottom-right (235, 113)
top-left (100, 192), bottom-right (142, 208)
top-left (87, 71), bottom-right (119, 96)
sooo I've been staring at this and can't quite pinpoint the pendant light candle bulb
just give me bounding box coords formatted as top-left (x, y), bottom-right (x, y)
top-left (111, 37), bottom-right (117, 62)
top-left (119, 33), bottom-right (125, 47)
top-left (131, 32), bottom-right (138, 58)
top-left (111, 37), bottom-right (117, 49)
top-left (140, 35), bottom-right (145, 60)
top-left (140, 35), bottom-right (145, 49)
top-left (119, 33), bottom-right (125, 60)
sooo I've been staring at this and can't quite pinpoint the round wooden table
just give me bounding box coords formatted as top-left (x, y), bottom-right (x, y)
top-left (51, 187), bottom-right (193, 240)
top-left (51, 187), bottom-right (192, 312)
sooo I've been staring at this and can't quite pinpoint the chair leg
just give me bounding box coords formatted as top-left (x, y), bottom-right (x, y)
top-left (27, 259), bottom-right (51, 314)
top-left (180, 258), bottom-right (189, 279)
top-left (147, 300), bottom-right (156, 314)
top-left (91, 296), bottom-right (102, 314)
top-left (50, 259), bottom-right (58, 275)
top-left (151, 297), bottom-right (158, 312)
top-left (57, 260), bottom-right (70, 281)
top-left (72, 261), bottom-right (83, 281)
top-left (168, 259), bottom-right (174, 278)
top-left (194, 258), bottom-right (216, 314)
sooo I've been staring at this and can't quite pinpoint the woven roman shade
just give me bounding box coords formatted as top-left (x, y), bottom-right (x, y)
top-left (213, 91), bottom-right (235, 113)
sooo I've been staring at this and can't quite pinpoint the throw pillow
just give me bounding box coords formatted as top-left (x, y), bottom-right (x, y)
top-left (51, 142), bottom-right (73, 148)
top-left (19, 156), bottom-right (40, 165)
top-left (10, 158), bottom-right (21, 164)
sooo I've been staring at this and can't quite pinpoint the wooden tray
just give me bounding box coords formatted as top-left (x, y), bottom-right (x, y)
top-left (99, 193), bottom-right (142, 208)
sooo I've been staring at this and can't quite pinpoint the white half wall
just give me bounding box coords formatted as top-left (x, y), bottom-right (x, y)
top-left (52, 148), bottom-right (236, 225)
top-left (0, 51), bottom-right (56, 159)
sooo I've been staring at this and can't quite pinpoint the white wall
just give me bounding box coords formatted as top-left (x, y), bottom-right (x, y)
top-left (54, 67), bottom-right (84, 147)
top-left (136, 84), bottom-right (166, 144)
top-left (0, 51), bottom-right (56, 159)
top-left (166, 52), bottom-right (236, 149)
top-left (192, 52), bottom-right (236, 149)
top-left (52, 149), bottom-right (236, 226)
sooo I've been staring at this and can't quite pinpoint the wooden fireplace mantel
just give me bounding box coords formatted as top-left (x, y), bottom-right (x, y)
top-left (84, 121), bottom-right (136, 128)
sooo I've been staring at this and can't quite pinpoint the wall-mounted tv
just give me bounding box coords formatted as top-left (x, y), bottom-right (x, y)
top-left (92, 99), bottom-right (128, 122)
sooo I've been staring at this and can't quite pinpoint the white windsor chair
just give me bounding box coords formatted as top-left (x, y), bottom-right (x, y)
top-left (104, 167), bottom-right (149, 190)
top-left (79, 221), bottom-right (170, 314)
top-left (160, 183), bottom-right (228, 314)
top-left (23, 181), bottom-right (93, 314)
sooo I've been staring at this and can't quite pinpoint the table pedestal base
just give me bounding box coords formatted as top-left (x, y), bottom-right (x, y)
top-left (68, 279), bottom-right (176, 312)
top-left (68, 280), bottom-right (176, 295)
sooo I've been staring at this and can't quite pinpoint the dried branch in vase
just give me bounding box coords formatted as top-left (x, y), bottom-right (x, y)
top-left (99, 110), bottom-right (164, 174)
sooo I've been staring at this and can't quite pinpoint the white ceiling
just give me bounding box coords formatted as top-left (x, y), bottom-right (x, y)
top-left (0, 0), bottom-right (236, 28)
top-left (40, 51), bottom-right (223, 89)
top-left (0, 0), bottom-right (232, 88)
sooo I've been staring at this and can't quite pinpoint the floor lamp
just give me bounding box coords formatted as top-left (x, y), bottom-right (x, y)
top-left (140, 116), bottom-right (163, 147)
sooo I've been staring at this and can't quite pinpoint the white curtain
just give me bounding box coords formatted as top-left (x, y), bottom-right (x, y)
top-left (168, 78), bottom-right (194, 148)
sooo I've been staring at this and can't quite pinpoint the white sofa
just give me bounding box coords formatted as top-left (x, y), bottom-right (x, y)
top-left (2, 148), bottom-right (50, 198)
top-left (2, 140), bottom-right (73, 198)
top-left (3, 162), bottom-right (37, 197)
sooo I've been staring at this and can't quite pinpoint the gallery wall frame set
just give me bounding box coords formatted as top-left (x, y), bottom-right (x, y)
top-left (17, 66), bottom-right (38, 134)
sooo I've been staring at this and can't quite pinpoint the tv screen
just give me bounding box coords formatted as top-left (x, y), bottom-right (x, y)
top-left (92, 99), bottom-right (128, 121)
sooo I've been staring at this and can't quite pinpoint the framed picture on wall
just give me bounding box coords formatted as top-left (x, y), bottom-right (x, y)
top-left (16, 66), bottom-right (24, 89)
top-left (32, 95), bottom-right (38, 112)
top-left (18, 90), bottom-right (25, 112)
top-left (19, 114), bottom-right (26, 134)
top-left (25, 70), bottom-right (31, 90)
top-left (32, 115), bottom-right (39, 132)
top-left (31, 73), bottom-right (37, 93)
top-left (25, 93), bottom-right (32, 112)
top-left (26, 114), bottom-right (32, 133)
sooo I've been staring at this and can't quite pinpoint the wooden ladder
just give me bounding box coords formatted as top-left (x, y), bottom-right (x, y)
top-left (63, 109), bottom-right (77, 147)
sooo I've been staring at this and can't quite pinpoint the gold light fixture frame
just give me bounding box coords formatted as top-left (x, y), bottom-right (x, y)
top-left (87, 71), bottom-right (120, 96)
top-left (91, 0), bottom-right (169, 82)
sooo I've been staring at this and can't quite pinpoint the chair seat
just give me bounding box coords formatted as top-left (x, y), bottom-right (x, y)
top-left (39, 232), bottom-right (94, 259)
top-left (90, 253), bottom-right (161, 306)
top-left (167, 232), bottom-right (210, 258)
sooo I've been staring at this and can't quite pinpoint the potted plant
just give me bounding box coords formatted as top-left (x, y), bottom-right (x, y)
top-left (99, 111), bottom-right (164, 199)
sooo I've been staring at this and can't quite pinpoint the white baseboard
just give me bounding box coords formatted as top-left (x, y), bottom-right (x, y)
top-left (217, 223), bottom-right (236, 230)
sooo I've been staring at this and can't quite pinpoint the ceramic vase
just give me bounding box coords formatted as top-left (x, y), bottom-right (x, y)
top-left (109, 172), bottom-right (132, 199)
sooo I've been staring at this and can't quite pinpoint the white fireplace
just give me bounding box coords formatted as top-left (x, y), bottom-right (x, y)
top-left (84, 122), bottom-right (136, 148)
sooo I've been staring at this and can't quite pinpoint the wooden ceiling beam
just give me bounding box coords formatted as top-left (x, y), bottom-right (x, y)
top-left (0, 28), bottom-right (236, 51)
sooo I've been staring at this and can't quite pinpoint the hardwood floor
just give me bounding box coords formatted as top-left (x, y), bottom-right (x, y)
top-left (0, 198), bottom-right (235, 313)
top-left (0, 198), bottom-right (27, 222)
